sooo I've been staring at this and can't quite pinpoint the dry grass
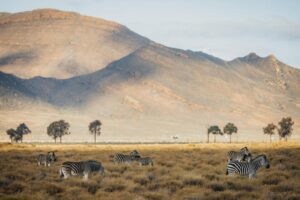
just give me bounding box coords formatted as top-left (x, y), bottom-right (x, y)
top-left (0, 142), bottom-right (300, 200)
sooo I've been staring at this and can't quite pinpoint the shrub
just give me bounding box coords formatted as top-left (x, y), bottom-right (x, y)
top-left (183, 178), bottom-right (203, 186)
top-left (209, 182), bottom-right (225, 192)
top-left (45, 184), bottom-right (64, 195)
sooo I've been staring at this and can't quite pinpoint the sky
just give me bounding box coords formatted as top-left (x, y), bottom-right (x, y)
top-left (1, 0), bottom-right (300, 67)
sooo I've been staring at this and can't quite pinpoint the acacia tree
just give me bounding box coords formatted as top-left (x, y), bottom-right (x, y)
top-left (278, 117), bottom-right (294, 141)
top-left (6, 123), bottom-right (31, 143)
top-left (223, 123), bottom-right (238, 143)
top-left (208, 125), bottom-right (222, 143)
top-left (207, 126), bottom-right (210, 143)
top-left (89, 120), bottom-right (102, 143)
top-left (6, 128), bottom-right (17, 143)
top-left (47, 120), bottom-right (70, 143)
top-left (15, 123), bottom-right (31, 143)
top-left (263, 123), bottom-right (277, 143)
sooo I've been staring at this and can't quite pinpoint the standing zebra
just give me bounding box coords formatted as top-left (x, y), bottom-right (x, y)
top-left (227, 147), bottom-right (252, 163)
top-left (59, 160), bottom-right (104, 180)
top-left (136, 157), bottom-right (154, 166)
top-left (37, 152), bottom-right (57, 166)
top-left (226, 154), bottom-right (270, 179)
top-left (114, 150), bottom-right (141, 164)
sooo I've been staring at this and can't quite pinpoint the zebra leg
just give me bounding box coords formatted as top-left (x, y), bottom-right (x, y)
top-left (249, 172), bottom-right (256, 179)
top-left (83, 172), bottom-right (89, 181)
top-left (59, 168), bottom-right (64, 179)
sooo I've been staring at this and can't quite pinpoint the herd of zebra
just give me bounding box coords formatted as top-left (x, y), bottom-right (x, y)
top-left (37, 150), bottom-right (153, 180)
top-left (36, 147), bottom-right (270, 180)
top-left (226, 147), bottom-right (270, 178)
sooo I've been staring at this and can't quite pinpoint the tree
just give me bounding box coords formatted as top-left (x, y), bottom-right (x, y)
top-left (223, 123), bottom-right (238, 143)
top-left (89, 120), bottom-right (102, 143)
top-left (208, 125), bottom-right (222, 143)
top-left (6, 123), bottom-right (31, 143)
top-left (6, 128), bottom-right (17, 143)
top-left (15, 123), bottom-right (31, 143)
top-left (278, 117), bottom-right (294, 141)
top-left (207, 126), bottom-right (210, 143)
top-left (47, 120), bottom-right (70, 143)
top-left (263, 123), bottom-right (277, 143)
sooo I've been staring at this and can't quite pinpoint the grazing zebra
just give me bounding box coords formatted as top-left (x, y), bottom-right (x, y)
top-left (59, 160), bottom-right (104, 180)
top-left (227, 147), bottom-right (252, 163)
top-left (37, 152), bottom-right (57, 166)
top-left (136, 157), bottom-right (154, 166)
top-left (226, 154), bottom-right (270, 179)
top-left (130, 150), bottom-right (140, 158)
top-left (114, 150), bottom-right (141, 164)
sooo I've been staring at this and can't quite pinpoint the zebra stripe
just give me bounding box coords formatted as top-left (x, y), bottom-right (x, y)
top-left (227, 147), bottom-right (251, 163)
top-left (114, 150), bottom-right (141, 164)
top-left (136, 157), bottom-right (154, 166)
top-left (226, 154), bottom-right (270, 178)
top-left (59, 160), bottom-right (104, 180)
top-left (37, 152), bottom-right (57, 166)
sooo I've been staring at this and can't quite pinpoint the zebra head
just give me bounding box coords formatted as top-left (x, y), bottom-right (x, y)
top-left (255, 154), bottom-right (270, 169)
top-left (243, 153), bottom-right (252, 162)
top-left (48, 152), bottom-right (57, 162)
top-left (240, 147), bottom-right (251, 156)
top-left (130, 150), bottom-right (141, 159)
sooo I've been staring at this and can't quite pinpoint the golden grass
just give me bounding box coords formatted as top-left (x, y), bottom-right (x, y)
top-left (0, 142), bottom-right (300, 200)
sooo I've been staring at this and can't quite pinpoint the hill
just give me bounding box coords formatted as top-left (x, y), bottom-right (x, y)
top-left (0, 9), bottom-right (149, 78)
top-left (0, 10), bottom-right (299, 142)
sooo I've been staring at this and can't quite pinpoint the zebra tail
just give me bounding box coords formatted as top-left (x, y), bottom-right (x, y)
top-left (226, 168), bottom-right (228, 175)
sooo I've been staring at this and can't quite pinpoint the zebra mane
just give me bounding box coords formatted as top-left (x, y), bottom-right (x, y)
top-left (240, 147), bottom-right (249, 151)
top-left (86, 160), bottom-right (100, 164)
top-left (252, 154), bottom-right (267, 161)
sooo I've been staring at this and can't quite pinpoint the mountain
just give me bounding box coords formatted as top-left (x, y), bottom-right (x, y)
top-left (0, 9), bottom-right (149, 78)
top-left (0, 9), bottom-right (299, 142)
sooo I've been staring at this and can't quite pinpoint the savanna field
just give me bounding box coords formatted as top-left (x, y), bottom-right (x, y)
top-left (0, 142), bottom-right (300, 200)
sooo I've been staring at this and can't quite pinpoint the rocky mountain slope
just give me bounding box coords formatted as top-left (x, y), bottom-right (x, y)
top-left (0, 9), bottom-right (299, 142)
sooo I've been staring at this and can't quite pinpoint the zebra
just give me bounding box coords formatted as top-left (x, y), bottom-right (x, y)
top-left (113, 150), bottom-right (141, 164)
top-left (226, 154), bottom-right (270, 179)
top-left (59, 160), bottom-right (104, 180)
top-left (227, 147), bottom-right (252, 163)
top-left (136, 157), bottom-right (154, 166)
top-left (37, 152), bottom-right (57, 166)
top-left (130, 150), bottom-right (140, 158)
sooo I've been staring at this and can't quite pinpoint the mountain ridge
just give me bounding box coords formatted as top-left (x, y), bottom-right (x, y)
top-left (0, 9), bottom-right (299, 142)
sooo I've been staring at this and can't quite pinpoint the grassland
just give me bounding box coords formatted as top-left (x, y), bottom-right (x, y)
top-left (0, 142), bottom-right (300, 200)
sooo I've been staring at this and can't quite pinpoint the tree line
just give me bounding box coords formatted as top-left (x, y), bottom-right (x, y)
top-left (5, 117), bottom-right (294, 143)
top-left (263, 117), bottom-right (294, 142)
top-left (6, 120), bottom-right (102, 143)
top-left (207, 117), bottom-right (294, 143)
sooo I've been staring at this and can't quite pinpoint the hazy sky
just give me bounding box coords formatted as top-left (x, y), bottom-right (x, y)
top-left (1, 0), bottom-right (300, 67)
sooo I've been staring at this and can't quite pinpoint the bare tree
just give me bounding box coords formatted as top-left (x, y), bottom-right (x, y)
top-left (278, 117), bottom-right (294, 141)
top-left (223, 123), bottom-right (238, 143)
top-left (47, 120), bottom-right (70, 143)
top-left (89, 120), bottom-right (102, 143)
top-left (263, 123), bottom-right (277, 143)
top-left (208, 125), bottom-right (222, 143)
